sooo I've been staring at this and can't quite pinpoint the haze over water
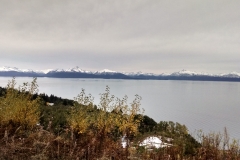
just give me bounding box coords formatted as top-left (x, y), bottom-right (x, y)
top-left (0, 77), bottom-right (239, 140)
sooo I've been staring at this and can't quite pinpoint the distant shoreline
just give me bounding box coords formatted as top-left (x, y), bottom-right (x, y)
top-left (1, 74), bottom-right (240, 82)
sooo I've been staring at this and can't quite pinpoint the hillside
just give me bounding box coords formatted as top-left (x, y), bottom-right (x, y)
top-left (0, 79), bottom-right (239, 159)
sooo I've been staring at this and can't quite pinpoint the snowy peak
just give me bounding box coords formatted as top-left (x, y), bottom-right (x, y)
top-left (123, 71), bottom-right (159, 76)
top-left (46, 68), bottom-right (64, 73)
top-left (45, 66), bottom-right (92, 74)
top-left (171, 69), bottom-right (198, 76)
top-left (66, 66), bottom-right (84, 72)
top-left (172, 69), bottom-right (198, 76)
top-left (0, 66), bottom-right (36, 73)
top-left (219, 72), bottom-right (240, 78)
top-left (0, 66), bottom-right (21, 72)
top-left (94, 69), bottom-right (118, 75)
top-left (98, 69), bottom-right (117, 73)
top-left (41, 69), bottom-right (54, 74)
top-left (65, 66), bottom-right (91, 73)
top-left (171, 69), bottom-right (211, 76)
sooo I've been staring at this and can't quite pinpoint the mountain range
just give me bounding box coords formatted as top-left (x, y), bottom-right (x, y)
top-left (1, 66), bottom-right (240, 81)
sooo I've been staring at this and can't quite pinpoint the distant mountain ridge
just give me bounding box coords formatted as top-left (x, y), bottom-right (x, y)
top-left (1, 66), bottom-right (240, 81)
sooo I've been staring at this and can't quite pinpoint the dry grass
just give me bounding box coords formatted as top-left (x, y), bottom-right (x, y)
top-left (1, 126), bottom-right (240, 159)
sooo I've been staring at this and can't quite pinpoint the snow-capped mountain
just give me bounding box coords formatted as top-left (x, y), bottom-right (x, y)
top-left (0, 66), bottom-right (43, 73)
top-left (218, 72), bottom-right (240, 78)
top-left (94, 69), bottom-right (118, 75)
top-left (43, 67), bottom-right (128, 79)
top-left (65, 66), bottom-right (92, 74)
top-left (122, 71), bottom-right (159, 76)
top-left (170, 69), bottom-right (212, 76)
top-left (0, 66), bottom-right (240, 81)
top-left (0, 66), bottom-right (44, 77)
top-left (46, 66), bottom-right (92, 74)
top-left (0, 66), bottom-right (23, 72)
top-left (41, 69), bottom-right (54, 74)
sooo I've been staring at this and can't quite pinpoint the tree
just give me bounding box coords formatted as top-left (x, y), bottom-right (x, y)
top-left (118, 95), bottom-right (144, 142)
top-left (139, 115), bottom-right (157, 133)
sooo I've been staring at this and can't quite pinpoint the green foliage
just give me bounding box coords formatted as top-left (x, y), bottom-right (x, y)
top-left (39, 104), bottom-right (71, 134)
top-left (156, 121), bottom-right (188, 136)
top-left (38, 93), bottom-right (74, 106)
top-left (0, 86), bottom-right (6, 97)
top-left (36, 92), bottom-right (74, 134)
top-left (139, 115), bottom-right (158, 133)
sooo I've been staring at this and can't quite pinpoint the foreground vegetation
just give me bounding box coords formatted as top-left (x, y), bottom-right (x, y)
top-left (0, 78), bottom-right (239, 159)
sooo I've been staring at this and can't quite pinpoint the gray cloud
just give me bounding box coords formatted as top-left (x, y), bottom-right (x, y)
top-left (0, 0), bottom-right (240, 73)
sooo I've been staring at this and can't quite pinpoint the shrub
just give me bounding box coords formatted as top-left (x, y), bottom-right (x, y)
top-left (0, 78), bottom-right (40, 131)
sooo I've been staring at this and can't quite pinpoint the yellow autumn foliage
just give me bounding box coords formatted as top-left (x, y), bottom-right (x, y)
top-left (69, 86), bottom-right (144, 142)
top-left (68, 89), bottom-right (94, 134)
top-left (0, 78), bottom-right (40, 130)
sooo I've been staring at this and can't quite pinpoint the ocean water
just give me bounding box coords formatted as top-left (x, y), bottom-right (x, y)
top-left (0, 77), bottom-right (240, 140)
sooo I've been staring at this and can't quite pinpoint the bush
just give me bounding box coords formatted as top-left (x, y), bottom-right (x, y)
top-left (0, 78), bottom-right (40, 131)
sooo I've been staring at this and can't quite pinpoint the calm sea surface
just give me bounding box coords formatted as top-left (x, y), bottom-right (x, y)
top-left (0, 77), bottom-right (240, 140)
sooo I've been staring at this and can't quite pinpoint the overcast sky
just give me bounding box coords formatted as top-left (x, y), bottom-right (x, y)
top-left (0, 0), bottom-right (239, 74)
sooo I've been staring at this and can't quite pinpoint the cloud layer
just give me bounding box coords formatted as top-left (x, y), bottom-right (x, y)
top-left (1, 0), bottom-right (240, 73)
